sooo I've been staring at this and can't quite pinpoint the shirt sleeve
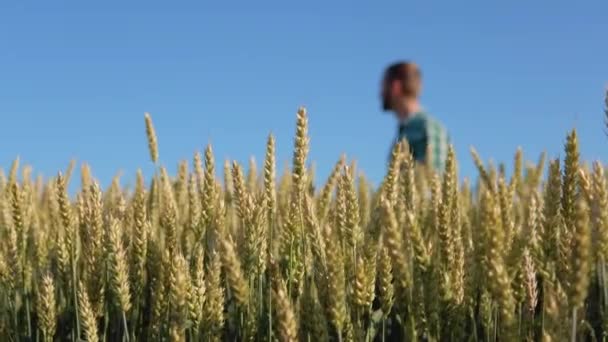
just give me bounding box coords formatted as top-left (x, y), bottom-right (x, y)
top-left (426, 120), bottom-right (449, 172)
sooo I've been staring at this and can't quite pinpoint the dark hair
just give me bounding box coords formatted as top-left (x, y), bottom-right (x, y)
top-left (383, 61), bottom-right (422, 98)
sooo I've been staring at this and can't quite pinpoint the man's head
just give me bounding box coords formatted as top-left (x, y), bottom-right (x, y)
top-left (381, 61), bottom-right (422, 119)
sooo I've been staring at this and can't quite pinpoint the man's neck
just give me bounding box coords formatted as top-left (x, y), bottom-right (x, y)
top-left (396, 99), bottom-right (421, 121)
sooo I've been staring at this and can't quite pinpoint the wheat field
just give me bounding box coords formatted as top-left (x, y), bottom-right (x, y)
top-left (0, 106), bottom-right (606, 342)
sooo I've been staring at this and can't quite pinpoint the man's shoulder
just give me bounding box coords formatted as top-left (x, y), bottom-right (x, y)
top-left (417, 111), bottom-right (447, 135)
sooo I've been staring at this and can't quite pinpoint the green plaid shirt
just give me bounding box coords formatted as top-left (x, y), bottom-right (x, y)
top-left (393, 111), bottom-right (450, 172)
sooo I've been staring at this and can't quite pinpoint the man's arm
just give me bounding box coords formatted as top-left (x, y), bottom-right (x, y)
top-left (425, 119), bottom-right (450, 173)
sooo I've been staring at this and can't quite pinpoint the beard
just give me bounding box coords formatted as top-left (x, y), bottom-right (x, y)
top-left (382, 96), bottom-right (392, 111)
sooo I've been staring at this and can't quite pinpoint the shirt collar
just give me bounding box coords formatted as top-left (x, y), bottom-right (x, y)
top-left (398, 109), bottom-right (425, 126)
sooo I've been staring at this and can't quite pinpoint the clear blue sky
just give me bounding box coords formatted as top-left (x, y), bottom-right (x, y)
top-left (1, 1), bottom-right (607, 193)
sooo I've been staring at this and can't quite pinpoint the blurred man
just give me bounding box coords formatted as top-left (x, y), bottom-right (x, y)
top-left (381, 61), bottom-right (450, 171)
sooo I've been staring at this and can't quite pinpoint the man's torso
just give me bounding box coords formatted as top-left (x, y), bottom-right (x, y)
top-left (395, 111), bottom-right (449, 172)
